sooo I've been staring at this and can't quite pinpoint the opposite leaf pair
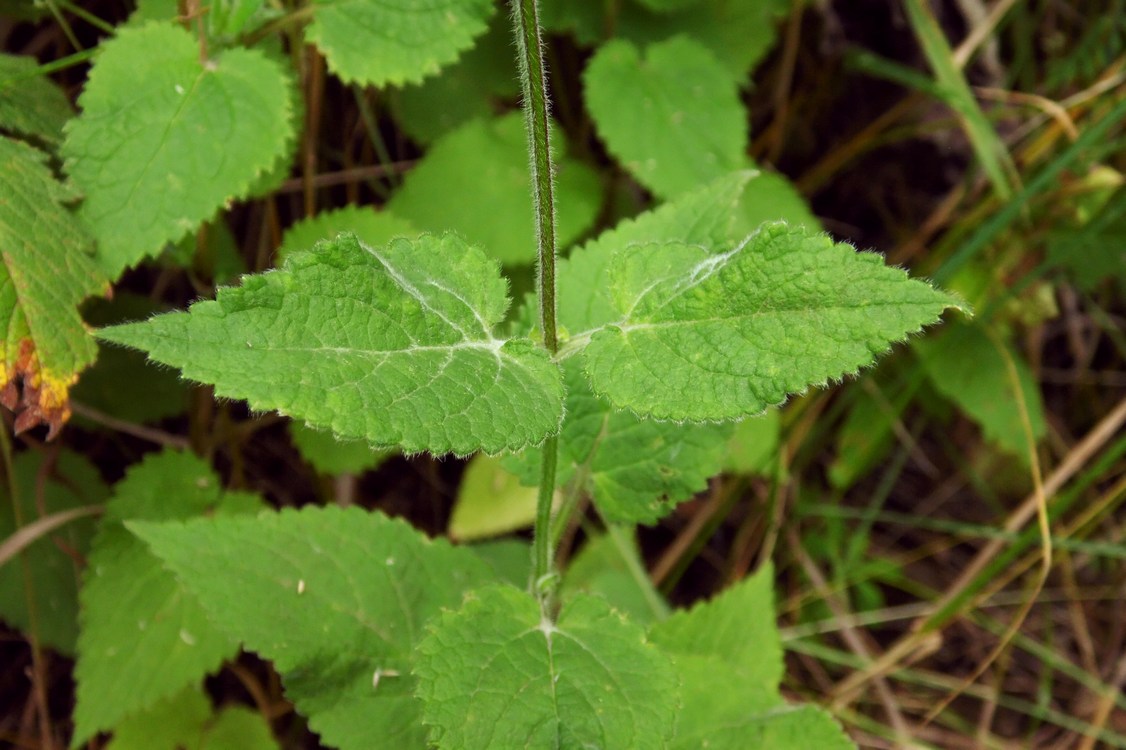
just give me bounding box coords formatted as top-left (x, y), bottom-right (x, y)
top-left (98, 174), bottom-right (964, 460)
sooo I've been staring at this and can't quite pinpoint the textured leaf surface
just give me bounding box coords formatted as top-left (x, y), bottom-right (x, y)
top-left (388, 113), bottom-right (602, 264)
top-left (307, 0), bottom-right (494, 86)
top-left (106, 686), bottom-right (279, 750)
top-left (553, 171), bottom-right (752, 334)
top-left (276, 205), bottom-right (416, 264)
top-left (99, 233), bottom-right (564, 455)
top-left (506, 175), bottom-right (749, 522)
top-left (289, 420), bottom-right (391, 476)
top-left (0, 451), bottom-right (107, 654)
top-left (0, 137), bottom-right (104, 436)
top-left (415, 586), bottom-right (677, 749)
top-left (584, 36), bottom-right (746, 198)
top-left (0, 54), bottom-right (73, 143)
top-left (649, 564), bottom-right (854, 749)
top-left (579, 223), bottom-right (966, 421)
top-left (62, 23), bottom-right (294, 278)
top-left (74, 451), bottom-right (261, 744)
top-left (916, 323), bottom-right (1046, 462)
top-left (131, 506), bottom-right (495, 750)
top-left (510, 359), bottom-right (731, 524)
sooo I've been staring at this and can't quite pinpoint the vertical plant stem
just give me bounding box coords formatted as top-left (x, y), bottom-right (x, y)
top-left (510, 0), bottom-right (558, 354)
top-left (510, 0), bottom-right (560, 598)
top-left (534, 435), bottom-right (559, 593)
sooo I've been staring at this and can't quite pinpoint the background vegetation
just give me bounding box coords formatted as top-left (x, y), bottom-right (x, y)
top-left (1, 0), bottom-right (1125, 747)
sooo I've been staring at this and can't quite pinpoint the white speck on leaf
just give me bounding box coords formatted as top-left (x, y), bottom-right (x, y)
top-left (179, 629), bottom-right (196, 646)
top-left (372, 667), bottom-right (400, 690)
top-left (174, 84), bottom-right (184, 95)
top-left (297, 579), bottom-right (305, 594)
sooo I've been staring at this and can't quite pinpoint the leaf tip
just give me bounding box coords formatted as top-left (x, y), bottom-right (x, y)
top-left (2, 339), bottom-right (80, 440)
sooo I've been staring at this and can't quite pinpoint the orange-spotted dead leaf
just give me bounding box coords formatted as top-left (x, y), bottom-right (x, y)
top-left (0, 136), bottom-right (105, 437)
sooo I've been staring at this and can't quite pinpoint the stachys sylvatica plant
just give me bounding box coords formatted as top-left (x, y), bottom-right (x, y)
top-left (0, 0), bottom-right (966, 747)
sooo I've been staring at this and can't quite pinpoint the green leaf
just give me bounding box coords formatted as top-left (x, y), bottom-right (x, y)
top-left (829, 386), bottom-right (896, 489)
top-left (466, 539), bottom-right (530, 589)
top-left (129, 0), bottom-right (178, 24)
top-left (584, 36), bottom-right (747, 198)
top-left (276, 205), bottom-right (416, 265)
top-left (634, 0), bottom-right (702, 11)
top-left (617, 0), bottom-right (791, 81)
top-left (98, 233), bottom-right (564, 456)
top-left (510, 359), bottom-right (731, 524)
top-left (388, 113), bottom-right (602, 264)
top-left (538, 0), bottom-right (605, 45)
top-left (73, 450), bottom-right (262, 745)
top-left (724, 408), bottom-right (781, 475)
top-left (449, 453), bottom-right (543, 541)
top-left (542, 0), bottom-right (790, 79)
top-left (106, 685), bottom-right (279, 750)
top-left (555, 170), bottom-right (753, 335)
top-left (129, 506), bottom-right (495, 750)
top-left (649, 564), bottom-right (854, 749)
top-left (307, 0), bottom-right (494, 86)
top-left (0, 54), bottom-right (73, 143)
top-left (650, 563), bottom-right (783, 692)
top-left (0, 451), bottom-right (107, 654)
top-left (392, 14), bottom-right (519, 144)
top-left (561, 532), bottom-right (663, 626)
top-left (577, 223), bottom-right (966, 421)
top-left (161, 220), bottom-right (247, 286)
top-left (735, 169), bottom-right (821, 234)
top-left (62, 23), bottom-right (295, 278)
top-left (505, 175), bottom-right (749, 522)
top-left (0, 136), bottom-right (104, 436)
top-left (916, 323), bottom-right (1046, 463)
top-left (1047, 185), bottom-right (1126, 290)
top-left (414, 586), bottom-right (678, 749)
top-left (208, 0), bottom-right (269, 38)
top-left (289, 420), bottom-right (391, 476)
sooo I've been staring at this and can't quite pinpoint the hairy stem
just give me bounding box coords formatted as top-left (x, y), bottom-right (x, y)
top-left (510, 0), bottom-right (560, 600)
top-left (510, 0), bottom-right (558, 353)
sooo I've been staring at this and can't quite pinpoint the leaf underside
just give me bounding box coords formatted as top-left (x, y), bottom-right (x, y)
top-left (98, 233), bottom-right (564, 456)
